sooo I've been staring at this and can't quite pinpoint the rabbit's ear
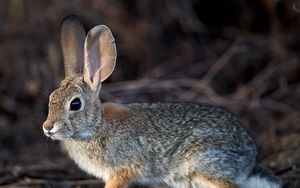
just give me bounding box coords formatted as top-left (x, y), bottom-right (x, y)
top-left (83, 25), bottom-right (116, 93)
top-left (60, 15), bottom-right (85, 78)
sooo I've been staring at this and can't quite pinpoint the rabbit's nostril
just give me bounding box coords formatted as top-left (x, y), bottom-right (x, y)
top-left (43, 121), bottom-right (54, 131)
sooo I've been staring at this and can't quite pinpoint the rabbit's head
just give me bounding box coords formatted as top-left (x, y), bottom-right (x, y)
top-left (42, 16), bottom-right (116, 140)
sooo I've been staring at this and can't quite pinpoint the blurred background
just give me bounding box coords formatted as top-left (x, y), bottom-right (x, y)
top-left (0, 0), bottom-right (299, 187)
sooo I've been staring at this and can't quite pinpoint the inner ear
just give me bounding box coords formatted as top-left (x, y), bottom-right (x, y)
top-left (83, 25), bottom-right (116, 92)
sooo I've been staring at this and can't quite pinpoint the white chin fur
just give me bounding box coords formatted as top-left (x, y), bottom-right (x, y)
top-left (50, 134), bottom-right (68, 140)
top-left (240, 175), bottom-right (281, 188)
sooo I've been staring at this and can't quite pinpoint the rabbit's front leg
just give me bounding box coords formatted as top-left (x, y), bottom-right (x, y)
top-left (105, 169), bottom-right (134, 188)
top-left (192, 173), bottom-right (238, 188)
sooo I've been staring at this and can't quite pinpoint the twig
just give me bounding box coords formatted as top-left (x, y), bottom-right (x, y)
top-left (201, 38), bottom-right (242, 84)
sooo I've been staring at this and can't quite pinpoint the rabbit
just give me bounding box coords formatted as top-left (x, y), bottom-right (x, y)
top-left (42, 15), bottom-right (282, 188)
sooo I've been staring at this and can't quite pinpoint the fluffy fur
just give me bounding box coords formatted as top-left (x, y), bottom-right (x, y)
top-left (43, 16), bottom-right (282, 188)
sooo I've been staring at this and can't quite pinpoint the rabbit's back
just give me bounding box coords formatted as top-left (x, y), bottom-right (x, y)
top-left (96, 102), bottom-right (257, 183)
top-left (122, 102), bottom-right (256, 154)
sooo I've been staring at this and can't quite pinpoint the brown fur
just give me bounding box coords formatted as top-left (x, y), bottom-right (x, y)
top-left (193, 173), bottom-right (238, 188)
top-left (105, 169), bottom-right (134, 188)
top-left (102, 102), bottom-right (130, 119)
top-left (43, 120), bottom-right (53, 131)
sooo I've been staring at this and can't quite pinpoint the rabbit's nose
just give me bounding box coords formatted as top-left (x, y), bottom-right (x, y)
top-left (43, 120), bottom-right (54, 132)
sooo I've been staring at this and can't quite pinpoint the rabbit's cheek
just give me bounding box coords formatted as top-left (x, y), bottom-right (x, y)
top-left (67, 112), bottom-right (94, 138)
top-left (75, 129), bottom-right (93, 138)
top-left (69, 111), bottom-right (85, 127)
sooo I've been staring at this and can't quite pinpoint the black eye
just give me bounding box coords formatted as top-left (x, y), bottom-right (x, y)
top-left (70, 98), bottom-right (81, 111)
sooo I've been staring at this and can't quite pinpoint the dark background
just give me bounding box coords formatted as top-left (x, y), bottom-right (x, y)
top-left (0, 0), bottom-right (299, 187)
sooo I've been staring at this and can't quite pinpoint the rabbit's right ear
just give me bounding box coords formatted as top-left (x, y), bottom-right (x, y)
top-left (60, 15), bottom-right (86, 78)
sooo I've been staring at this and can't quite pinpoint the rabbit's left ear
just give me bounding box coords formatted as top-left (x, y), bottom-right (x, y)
top-left (83, 25), bottom-right (116, 93)
top-left (60, 15), bottom-right (86, 78)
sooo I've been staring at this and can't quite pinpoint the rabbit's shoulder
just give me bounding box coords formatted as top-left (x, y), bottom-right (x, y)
top-left (102, 102), bottom-right (132, 119)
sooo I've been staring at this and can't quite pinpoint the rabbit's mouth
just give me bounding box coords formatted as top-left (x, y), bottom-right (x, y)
top-left (45, 130), bottom-right (73, 140)
top-left (43, 121), bottom-right (74, 140)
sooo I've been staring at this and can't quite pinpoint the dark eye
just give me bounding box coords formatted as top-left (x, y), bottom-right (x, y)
top-left (70, 98), bottom-right (81, 111)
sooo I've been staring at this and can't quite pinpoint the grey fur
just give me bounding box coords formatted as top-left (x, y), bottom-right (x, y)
top-left (43, 16), bottom-right (282, 188)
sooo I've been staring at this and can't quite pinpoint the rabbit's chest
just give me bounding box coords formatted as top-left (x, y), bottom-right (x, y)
top-left (61, 140), bottom-right (112, 181)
